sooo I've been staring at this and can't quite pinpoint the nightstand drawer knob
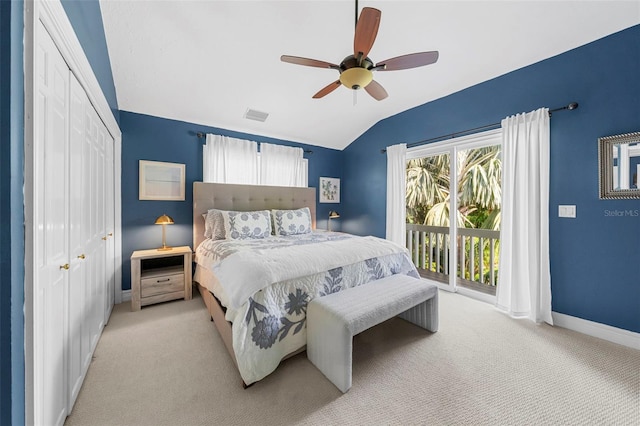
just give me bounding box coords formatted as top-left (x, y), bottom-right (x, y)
top-left (157, 278), bottom-right (171, 283)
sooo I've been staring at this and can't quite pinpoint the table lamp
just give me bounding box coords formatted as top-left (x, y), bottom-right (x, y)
top-left (154, 214), bottom-right (174, 251)
top-left (328, 211), bottom-right (340, 231)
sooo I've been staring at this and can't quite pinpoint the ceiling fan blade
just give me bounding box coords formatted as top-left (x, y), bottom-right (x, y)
top-left (353, 7), bottom-right (381, 61)
top-left (364, 80), bottom-right (388, 101)
top-left (313, 80), bottom-right (342, 99)
top-left (281, 55), bottom-right (339, 70)
top-left (376, 51), bottom-right (439, 71)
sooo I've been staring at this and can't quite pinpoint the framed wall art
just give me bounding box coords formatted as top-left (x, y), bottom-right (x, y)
top-left (319, 177), bottom-right (340, 203)
top-left (139, 160), bottom-right (186, 201)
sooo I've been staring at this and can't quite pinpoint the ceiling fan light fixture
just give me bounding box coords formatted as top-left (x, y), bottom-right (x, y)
top-left (339, 67), bottom-right (373, 90)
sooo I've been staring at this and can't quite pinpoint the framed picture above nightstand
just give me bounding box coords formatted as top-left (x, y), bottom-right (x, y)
top-left (130, 246), bottom-right (192, 311)
top-left (319, 177), bottom-right (340, 203)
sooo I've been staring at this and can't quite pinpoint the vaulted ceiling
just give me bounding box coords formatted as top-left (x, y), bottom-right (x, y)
top-left (100, 1), bottom-right (639, 150)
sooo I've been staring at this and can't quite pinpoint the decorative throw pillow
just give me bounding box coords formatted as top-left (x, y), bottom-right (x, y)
top-left (272, 207), bottom-right (312, 236)
top-left (221, 210), bottom-right (272, 240)
top-left (204, 209), bottom-right (226, 240)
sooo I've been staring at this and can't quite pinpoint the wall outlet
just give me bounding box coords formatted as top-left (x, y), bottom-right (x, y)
top-left (558, 205), bottom-right (576, 218)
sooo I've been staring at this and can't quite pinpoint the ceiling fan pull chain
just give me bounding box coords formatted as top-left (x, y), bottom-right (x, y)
top-left (353, 90), bottom-right (358, 106)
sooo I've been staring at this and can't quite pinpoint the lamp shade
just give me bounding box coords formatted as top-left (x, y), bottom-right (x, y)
top-left (154, 214), bottom-right (174, 225)
top-left (339, 67), bottom-right (373, 90)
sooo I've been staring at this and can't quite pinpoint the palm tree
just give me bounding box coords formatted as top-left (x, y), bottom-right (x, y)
top-left (406, 145), bottom-right (501, 230)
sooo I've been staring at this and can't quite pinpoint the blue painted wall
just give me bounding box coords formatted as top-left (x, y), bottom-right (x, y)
top-left (61, 0), bottom-right (119, 124)
top-left (342, 25), bottom-right (640, 333)
top-left (119, 111), bottom-right (343, 291)
top-left (1, 0), bottom-right (25, 423)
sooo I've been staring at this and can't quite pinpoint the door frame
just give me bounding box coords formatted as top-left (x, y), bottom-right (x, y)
top-left (23, 1), bottom-right (122, 423)
top-left (407, 128), bottom-right (501, 303)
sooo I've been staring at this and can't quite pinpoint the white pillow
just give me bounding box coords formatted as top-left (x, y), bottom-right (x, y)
top-left (221, 210), bottom-right (272, 240)
top-left (272, 207), bottom-right (312, 236)
top-left (203, 209), bottom-right (226, 240)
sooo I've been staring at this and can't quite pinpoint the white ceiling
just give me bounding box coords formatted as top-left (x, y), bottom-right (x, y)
top-left (100, 1), bottom-right (639, 150)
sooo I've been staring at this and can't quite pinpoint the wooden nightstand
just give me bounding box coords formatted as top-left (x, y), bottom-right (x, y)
top-left (130, 246), bottom-right (193, 311)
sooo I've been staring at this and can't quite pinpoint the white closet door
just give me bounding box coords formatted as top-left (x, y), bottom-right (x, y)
top-left (85, 105), bottom-right (106, 350)
top-left (94, 122), bottom-right (107, 336)
top-left (67, 73), bottom-right (90, 411)
top-left (32, 12), bottom-right (117, 425)
top-left (104, 128), bottom-right (116, 322)
top-left (34, 22), bottom-right (70, 426)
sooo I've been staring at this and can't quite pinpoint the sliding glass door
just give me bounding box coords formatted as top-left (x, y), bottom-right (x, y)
top-left (406, 150), bottom-right (453, 290)
top-left (405, 130), bottom-right (502, 300)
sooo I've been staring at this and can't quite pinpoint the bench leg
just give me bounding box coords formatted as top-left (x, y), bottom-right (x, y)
top-left (398, 292), bottom-right (439, 332)
top-left (307, 306), bottom-right (354, 393)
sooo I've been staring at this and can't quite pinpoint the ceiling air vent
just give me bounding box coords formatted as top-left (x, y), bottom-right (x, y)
top-left (244, 108), bottom-right (269, 122)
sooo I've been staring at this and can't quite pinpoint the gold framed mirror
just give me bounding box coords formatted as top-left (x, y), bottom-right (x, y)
top-left (598, 131), bottom-right (640, 199)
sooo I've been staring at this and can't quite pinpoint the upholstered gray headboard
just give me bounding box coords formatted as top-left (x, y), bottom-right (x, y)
top-left (193, 182), bottom-right (317, 250)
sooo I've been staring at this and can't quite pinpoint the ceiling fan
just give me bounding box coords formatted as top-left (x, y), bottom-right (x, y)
top-left (281, 4), bottom-right (439, 101)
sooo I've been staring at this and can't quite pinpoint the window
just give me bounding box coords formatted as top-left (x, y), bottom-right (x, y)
top-left (203, 134), bottom-right (307, 187)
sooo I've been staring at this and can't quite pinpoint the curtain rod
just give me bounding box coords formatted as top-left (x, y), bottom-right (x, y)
top-left (193, 131), bottom-right (313, 154)
top-left (380, 102), bottom-right (578, 154)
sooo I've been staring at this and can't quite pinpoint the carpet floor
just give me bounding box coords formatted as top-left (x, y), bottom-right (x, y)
top-left (65, 289), bottom-right (639, 425)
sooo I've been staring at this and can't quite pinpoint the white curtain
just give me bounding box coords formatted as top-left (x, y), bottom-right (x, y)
top-left (260, 143), bottom-right (306, 187)
top-left (203, 134), bottom-right (258, 184)
top-left (386, 143), bottom-right (407, 246)
top-left (497, 108), bottom-right (553, 325)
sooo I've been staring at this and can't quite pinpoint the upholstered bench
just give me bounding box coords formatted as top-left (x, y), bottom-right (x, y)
top-left (306, 274), bottom-right (438, 393)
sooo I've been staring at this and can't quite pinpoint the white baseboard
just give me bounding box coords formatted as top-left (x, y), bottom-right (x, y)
top-left (426, 279), bottom-right (639, 350)
top-left (121, 289), bottom-right (131, 302)
top-left (552, 312), bottom-right (640, 350)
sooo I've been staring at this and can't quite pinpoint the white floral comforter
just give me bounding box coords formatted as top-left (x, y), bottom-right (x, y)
top-left (195, 231), bottom-right (419, 384)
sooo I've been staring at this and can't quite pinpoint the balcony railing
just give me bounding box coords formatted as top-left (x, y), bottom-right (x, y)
top-left (406, 223), bottom-right (500, 295)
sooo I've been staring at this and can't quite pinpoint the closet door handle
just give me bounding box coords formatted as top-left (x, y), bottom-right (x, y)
top-left (102, 236), bottom-right (107, 240)
top-left (60, 264), bottom-right (70, 270)
top-left (108, 232), bottom-right (113, 237)
top-left (77, 254), bottom-right (86, 259)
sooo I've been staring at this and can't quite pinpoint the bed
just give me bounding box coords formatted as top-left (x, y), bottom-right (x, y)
top-left (192, 182), bottom-right (420, 386)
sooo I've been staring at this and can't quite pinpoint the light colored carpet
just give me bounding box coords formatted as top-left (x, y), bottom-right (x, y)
top-left (65, 290), bottom-right (640, 426)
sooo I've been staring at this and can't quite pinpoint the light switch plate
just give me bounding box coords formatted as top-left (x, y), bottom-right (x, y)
top-left (558, 205), bottom-right (576, 218)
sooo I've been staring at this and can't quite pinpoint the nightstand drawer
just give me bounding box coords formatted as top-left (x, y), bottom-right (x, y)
top-left (141, 273), bottom-right (184, 297)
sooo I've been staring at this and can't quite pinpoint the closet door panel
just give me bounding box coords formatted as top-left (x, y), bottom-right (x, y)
top-left (67, 73), bottom-right (90, 410)
top-left (86, 106), bottom-right (106, 349)
top-left (96, 123), bottom-right (106, 334)
top-left (34, 22), bottom-right (70, 426)
top-left (103, 127), bottom-right (116, 321)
